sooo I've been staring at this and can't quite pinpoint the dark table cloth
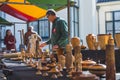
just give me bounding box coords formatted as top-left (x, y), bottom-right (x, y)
top-left (81, 49), bottom-right (120, 72)
top-left (2, 59), bottom-right (71, 80)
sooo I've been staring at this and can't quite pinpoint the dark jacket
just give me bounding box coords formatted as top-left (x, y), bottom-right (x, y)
top-left (46, 17), bottom-right (69, 48)
top-left (4, 35), bottom-right (16, 50)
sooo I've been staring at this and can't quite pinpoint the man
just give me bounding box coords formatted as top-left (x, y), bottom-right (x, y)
top-left (24, 26), bottom-right (41, 53)
top-left (40, 9), bottom-right (69, 56)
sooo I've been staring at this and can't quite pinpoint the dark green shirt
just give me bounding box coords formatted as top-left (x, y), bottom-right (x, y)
top-left (46, 17), bottom-right (69, 48)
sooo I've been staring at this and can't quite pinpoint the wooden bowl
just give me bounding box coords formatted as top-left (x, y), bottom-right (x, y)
top-left (89, 63), bottom-right (106, 76)
top-left (82, 60), bottom-right (96, 70)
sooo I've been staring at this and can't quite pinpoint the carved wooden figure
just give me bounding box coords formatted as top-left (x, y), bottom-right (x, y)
top-left (36, 60), bottom-right (42, 75)
top-left (59, 55), bottom-right (66, 69)
top-left (106, 38), bottom-right (116, 80)
top-left (65, 44), bottom-right (74, 70)
top-left (21, 48), bottom-right (26, 62)
top-left (28, 34), bottom-right (37, 54)
top-left (74, 45), bottom-right (82, 72)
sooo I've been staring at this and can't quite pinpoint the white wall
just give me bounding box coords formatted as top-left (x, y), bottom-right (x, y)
top-left (57, 8), bottom-right (76, 38)
top-left (56, 8), bottom-right (67, 22)
top-left (97, 1), bottom-right (120, 34)
top-left (79, 0), bottom-right (97, 46)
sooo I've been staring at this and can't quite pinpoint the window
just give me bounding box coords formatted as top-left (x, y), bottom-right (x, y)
top-left (115, 12), bottom-right (120, 20)
top-left (30, 18), bottom-right (49, 40)
top-left (105, 11), bottom-right (120, 36)
top-left (39, 19), bottom-right (49, 40)
top-left (106, 12), bottom-right (113, 21)
top-left (30, 21), bottom-right (39, 33)
top-left (0, 26), bottom-right (5, 48)
top-left (71, 0), bottom-right (79, 37)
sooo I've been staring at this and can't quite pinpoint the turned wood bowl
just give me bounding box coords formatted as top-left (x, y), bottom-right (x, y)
top-left (81, 60), bottom-right (96, 70)
top-left (88, 63), bottom-right (106, 76)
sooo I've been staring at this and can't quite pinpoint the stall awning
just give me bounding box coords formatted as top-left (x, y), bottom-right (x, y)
top-left (27, 0), bottom-right (67, 10)
top-left (0, 0), bottom-right (67, 22)
top-left (0, 16), bottom-right (13, 26)
top-left (0, 0), bottom-right (47, 22)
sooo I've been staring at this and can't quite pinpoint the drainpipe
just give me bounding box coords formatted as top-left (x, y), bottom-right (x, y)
top-left (96, 6), bottom-right (100, 34)
top-left (24, 0), bottom-right (26, 4)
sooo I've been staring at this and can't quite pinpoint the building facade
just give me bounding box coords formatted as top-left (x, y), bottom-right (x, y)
top-left (97, 0), bottom-right (120, 37)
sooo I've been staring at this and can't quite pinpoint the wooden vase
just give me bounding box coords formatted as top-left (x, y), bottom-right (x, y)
top-left (114, 33), bottom-right (120, 48)
top-left (86, 34), bottom-right (96, 50)
top-left (71, 37), bottom-right (80, 49)
top-left (97, 34), bottom-right (110, 50)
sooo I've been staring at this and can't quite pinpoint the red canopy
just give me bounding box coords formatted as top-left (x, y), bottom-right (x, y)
top-left (0, 0), bottom-right (47, 22)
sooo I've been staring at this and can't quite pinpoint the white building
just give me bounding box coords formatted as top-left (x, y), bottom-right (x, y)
top-left (97, 0), bottom-right (120, 35)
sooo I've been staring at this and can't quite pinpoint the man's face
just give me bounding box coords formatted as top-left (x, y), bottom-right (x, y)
top-left (47, 15), bottom-right (55, 22)
top-left (28, 27), bottom-right (32, 31)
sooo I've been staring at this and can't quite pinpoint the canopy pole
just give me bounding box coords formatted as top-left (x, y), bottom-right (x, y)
top-left (24, 0), bottom-right (26, 4)
top-left (67, 0), bottom-right (71, 43)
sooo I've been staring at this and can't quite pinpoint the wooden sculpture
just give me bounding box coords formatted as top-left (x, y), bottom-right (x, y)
top-left (65, 43), bottom-right (74, 70)
top-left (36, 60), bottom-right (42, 75)
top-left (97, 34), bottom-right (110, 50)
top-left (54, 48), bottom-right (64, 65)
top-left (106, 38), bottom-right (116, 80)
top-left (71, 37), bottom-right (80, 49)
top-left (28, 34), bottom-right (37, 54)
top-left (74, 45), bottom-right (82, 72)
top-left (21, 48), bottom-right (26, 62)
top-left (72, 45), bottom-right (82, 79)
top-left (59, 55), bottom-right (66, 69)
top-left (49, 58), bottom-right (60, 78)
top-left (3, 52), bottom-right (21, 58)
top-left (114, 33), bottom-right (120, 48)
top-left (86, 34), bottom-right (96, 50)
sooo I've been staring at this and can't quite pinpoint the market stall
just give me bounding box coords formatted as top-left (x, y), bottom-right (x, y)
top-left (0, 0), bottom-right (118, 80)
top-left (0, 17), bottom-right (13, 26)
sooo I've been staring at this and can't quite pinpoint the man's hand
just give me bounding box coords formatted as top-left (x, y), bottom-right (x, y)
top-left (39, 42), bottom-right (47, 48)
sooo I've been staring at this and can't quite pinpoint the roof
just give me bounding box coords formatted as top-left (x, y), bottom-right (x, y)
top-left (0, 0), bottom-right (47, 22)
top-left (27, 0), bottom-right (67, 11)
top-left (0, 16), bottom-right (13, 26)
top-left (97, 0), bottom-right (120, 3)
